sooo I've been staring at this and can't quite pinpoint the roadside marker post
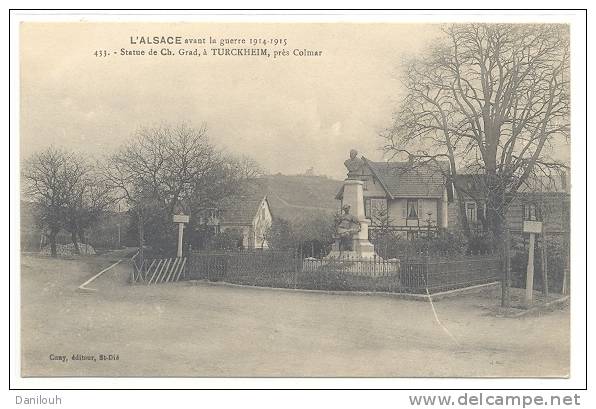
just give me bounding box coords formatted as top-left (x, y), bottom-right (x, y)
top-left (173, 214), bottom-right (190, 258)
top-left (523, 220), bottom-right (543, 307)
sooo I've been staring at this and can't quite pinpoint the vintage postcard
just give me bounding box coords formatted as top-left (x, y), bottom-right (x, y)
top-left (13, 12), bottom-right (583, 386)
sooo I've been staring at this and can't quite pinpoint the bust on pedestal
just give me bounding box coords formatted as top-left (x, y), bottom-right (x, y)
top-left (326, 149), bottom-right (378, 260)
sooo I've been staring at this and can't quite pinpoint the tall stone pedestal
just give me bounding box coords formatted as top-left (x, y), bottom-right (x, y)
top-left (326, 179), bottom-right (378, 259)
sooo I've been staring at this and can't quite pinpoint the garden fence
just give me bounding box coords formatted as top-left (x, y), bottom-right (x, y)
top-left (184, 250), bottom-right (501, 294)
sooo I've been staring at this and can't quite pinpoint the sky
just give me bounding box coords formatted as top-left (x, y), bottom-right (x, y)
top-left (20, 22), bottom-right (439, 179)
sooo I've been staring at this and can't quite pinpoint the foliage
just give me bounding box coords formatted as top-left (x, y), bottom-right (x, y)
top-left (371, 229), bottom-right (487, 259)
top-left (466, 231), bottom-right (499, 253)
top-left (264, 218), bottom-right (294, 251)
top-left (370, 230), bottom-right (404, 259)
top-left (264, 214), bottom-right (335, 257)
top-left (205, 230), bottom-right (244, 251)
top-left (510, 234), bottom-right (568, 293)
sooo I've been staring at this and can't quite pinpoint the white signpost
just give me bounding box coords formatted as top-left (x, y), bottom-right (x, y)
top-left (523, 220), bottom-right (543, 306)
top-left (173, 214), bottom-right (190, 258)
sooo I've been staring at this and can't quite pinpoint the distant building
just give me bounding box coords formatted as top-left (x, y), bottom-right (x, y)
top-left (334, 156), bottom-right (569, 239)
top-left (455, 173), bottom-right (570, 237)
top-left (335, 157), bottom-right (453, 239)
top-left (197, 191), bottom-right (273, 249)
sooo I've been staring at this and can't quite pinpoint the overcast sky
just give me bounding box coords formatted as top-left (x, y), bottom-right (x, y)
top-left (20, 23), bottom-right (442, 179)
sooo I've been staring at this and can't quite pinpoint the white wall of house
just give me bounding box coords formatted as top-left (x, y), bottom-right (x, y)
top-left (387, 198), bottom-right (439, 227)
top-left (350, 168), bottom-right (450, 231)
top-left (252, 198), bottom-right (272, 249)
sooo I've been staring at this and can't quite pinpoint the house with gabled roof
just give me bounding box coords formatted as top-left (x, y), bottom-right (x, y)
top-left (455, 173), bottom-right (570, 237)
top-left (335, 152), bottom-right (569, 240)
top-left (197, 183), bottom-right (273, 249)
top-left (335, 156), bottom-right (453, 238)
top-left (219, 192), bottom-right (273, 249)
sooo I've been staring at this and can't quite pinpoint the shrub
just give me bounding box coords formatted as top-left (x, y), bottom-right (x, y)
top-left (510, 235), bottom-right (569, 293)
top-left (205, 230), bottom-right (244, 250)
top-left (467, 231), bottom-right (499, 253)
top-left (371, 230), bottom-right (468, 259)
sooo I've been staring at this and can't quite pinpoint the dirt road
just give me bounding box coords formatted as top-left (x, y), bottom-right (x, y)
top-left (20, 253), bottom-right (569, 377)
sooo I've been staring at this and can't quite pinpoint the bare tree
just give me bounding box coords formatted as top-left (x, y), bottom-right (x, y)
top-left (63, 165), bottom-right (115, 254)
top-left (102, 123), bottom-right (263, 259)
top-left (23, 147), bottom-right (116, 256)
top-left (22, 147), bottom-right (73, 257)
top-left (228, 154), bottom-right (266, 180)
top-left (383, 23), bottom-right (569, 305)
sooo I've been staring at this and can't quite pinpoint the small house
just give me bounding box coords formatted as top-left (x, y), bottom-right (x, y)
top-left (197, 191), bottom-right (273, 249)
top-left (335, 157), bottom-right (453, 238)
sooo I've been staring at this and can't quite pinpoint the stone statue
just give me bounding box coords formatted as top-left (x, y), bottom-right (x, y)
top-left (344, 149), bottom-right (364, 179)
top-left (334, 204), bottom-right (361, 251)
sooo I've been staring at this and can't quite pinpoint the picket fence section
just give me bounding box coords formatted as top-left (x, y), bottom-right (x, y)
top-left (131, 254), bottom-right (187, 284)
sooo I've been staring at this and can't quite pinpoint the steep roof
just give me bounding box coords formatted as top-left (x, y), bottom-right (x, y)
top-left (217, 180), bottom-right (270, 226)
top-left (362, 158), bottom-right (450, 199)
top-left (455, 173), bottom-right (570, 200)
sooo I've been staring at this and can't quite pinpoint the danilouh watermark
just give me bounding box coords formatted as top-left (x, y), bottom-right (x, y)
top-left (15, 394), bottom-right (62, 405)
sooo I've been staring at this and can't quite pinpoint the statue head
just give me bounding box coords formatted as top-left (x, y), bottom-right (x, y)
top-left (344, 149), bottom-right (364, 179)
top-left (342, 204), bottom-right (351, 214)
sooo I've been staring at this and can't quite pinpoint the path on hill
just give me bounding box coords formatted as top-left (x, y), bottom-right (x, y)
top-left (269, 191), bottom-right (336, 212)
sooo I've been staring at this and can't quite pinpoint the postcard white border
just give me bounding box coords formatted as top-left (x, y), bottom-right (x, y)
top-left (6, 7), bottom-right (588, 394)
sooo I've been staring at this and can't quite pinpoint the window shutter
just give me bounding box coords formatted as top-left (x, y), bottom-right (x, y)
top-left (401, 200), bottom-right (407, 218)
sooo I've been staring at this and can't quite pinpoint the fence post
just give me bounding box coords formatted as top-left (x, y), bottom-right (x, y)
top-left (425, 248), bottom-right (430, 289)
top-left (293, 251), bottom-right (298, 289)
top-left (501, 228), bottom-right (511, 308)
top-left (541, 229), bottom-right (549, 297)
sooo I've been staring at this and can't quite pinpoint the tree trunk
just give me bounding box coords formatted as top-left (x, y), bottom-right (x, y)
top-left (484, 172), bottom-right (511, 307)
top-left (49, 230), bottom-right (58, 258)
top-left (541, 231), bottom-right (549, 297)
top-left (138, 209), bottom-right (144, 279)
top-left (457, 197), bottom-right (471, 237)
top-left (485, 172), bottom-right (507, 241)
top-left (71, 230), bottom-right (81, 255)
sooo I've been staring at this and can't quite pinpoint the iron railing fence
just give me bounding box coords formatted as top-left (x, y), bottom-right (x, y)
top-left (184, 250), bottom-right (501, 294)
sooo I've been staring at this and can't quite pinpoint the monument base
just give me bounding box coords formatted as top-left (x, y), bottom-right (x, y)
top-left (325, 239), bottom-right (379, 260)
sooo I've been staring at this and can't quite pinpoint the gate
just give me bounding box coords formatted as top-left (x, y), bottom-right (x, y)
top-left (131, 254), bottom-right (187, 284)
